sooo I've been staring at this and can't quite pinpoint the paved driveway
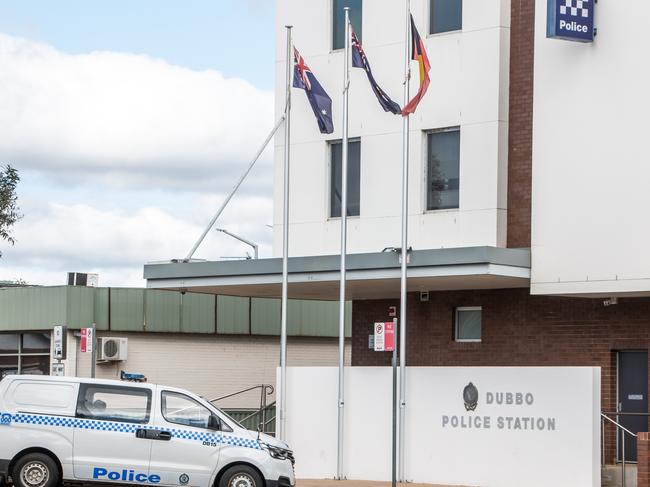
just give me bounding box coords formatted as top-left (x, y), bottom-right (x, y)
top-left (297, 481), bottom-right (466, 487)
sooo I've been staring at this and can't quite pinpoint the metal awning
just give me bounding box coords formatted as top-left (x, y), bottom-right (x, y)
top-left (144, 246), bottom-right (531, 300)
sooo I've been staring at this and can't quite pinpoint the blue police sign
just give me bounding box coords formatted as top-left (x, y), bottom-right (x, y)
top-left (547, 0), bottom-right (595, 43)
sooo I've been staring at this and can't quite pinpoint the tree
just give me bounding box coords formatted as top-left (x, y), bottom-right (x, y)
top-left (0, 165), bottom-right (21, 257)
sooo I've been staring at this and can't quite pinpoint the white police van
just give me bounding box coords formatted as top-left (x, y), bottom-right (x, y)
top-left (0, 376), bottom-right (294, 487)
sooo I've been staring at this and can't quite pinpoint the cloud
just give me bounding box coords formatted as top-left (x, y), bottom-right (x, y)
top-left (0, 33), bottom-right (275, 192)
top-left (0, 194), bottom-right (274, 287)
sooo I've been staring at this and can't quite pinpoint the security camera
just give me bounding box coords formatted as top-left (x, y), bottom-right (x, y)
top-left (603, 297), bottom-right (618, 307)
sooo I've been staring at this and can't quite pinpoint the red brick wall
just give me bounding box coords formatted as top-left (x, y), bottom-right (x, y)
top-left (507, 0), bottom-right (535, 248)
top-left (352, 289), bottom-right (650, 463)
top-left (639, 432), bottom-right (650, 487)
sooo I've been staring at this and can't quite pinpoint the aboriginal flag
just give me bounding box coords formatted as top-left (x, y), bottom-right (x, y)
top-left (293, 47), bottom-right (334, 134)
top-left (351, 28), bottom-right (401, 115)
top-left (401, 15), bottom-right (431, 116)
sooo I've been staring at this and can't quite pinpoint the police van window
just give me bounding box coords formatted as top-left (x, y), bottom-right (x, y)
top-left (430, 0), bottom-right (463, 34)
top-left (162, 391), bottom-right (212, 429)
top-left (76, 384), bottom-right (151, 424)
top-left (333, 0), bottom-right (362, 50)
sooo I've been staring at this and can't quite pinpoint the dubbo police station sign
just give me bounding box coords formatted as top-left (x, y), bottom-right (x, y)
top-left (547, 0), bottom-right (595, 43)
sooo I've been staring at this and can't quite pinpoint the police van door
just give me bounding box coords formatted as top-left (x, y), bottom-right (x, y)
top-left (150, 388), bottom-right (222, 487)
top-left (73, 383), bottom-right (155, 482)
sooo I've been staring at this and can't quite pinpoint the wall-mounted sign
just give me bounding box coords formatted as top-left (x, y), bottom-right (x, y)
top-left (374, 321), bottom-right (395, 352)
top-left (53, 325), bottom-right (67, 360)
top-left (52, 363), bottom-right (65, 377)
top-left (547, 0), bottom-right (595, 43)
top-left (80, 327), bottom-right (94, 353)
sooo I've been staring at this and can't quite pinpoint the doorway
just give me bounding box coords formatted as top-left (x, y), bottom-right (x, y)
top-left (617, 351), bottom-right (648, 462)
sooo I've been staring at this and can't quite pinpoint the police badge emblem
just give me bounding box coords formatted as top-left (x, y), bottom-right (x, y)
top-left (463, 382), bottom-right (479, 411)
top-left (179, 474), bottom-right (190, 485)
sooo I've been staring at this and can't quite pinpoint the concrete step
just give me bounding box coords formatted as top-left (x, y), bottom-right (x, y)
top-left (602, 464), bottom-right (637, 487)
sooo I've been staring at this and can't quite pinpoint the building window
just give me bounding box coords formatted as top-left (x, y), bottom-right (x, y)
top-left (427, 127), bottom-right (460, 210)
top-left (430, 0), bottom-right (462, 34)
top-left (455, 307), bottom-right (482, 342)
top-left (76, 384), bottom-right (152, 424)
top-left (0, 332), bottom-right (51, 379)
top-left (333, 0), bottom-right (362, 50)
top-left (330, 139), bottom-right (361, 218)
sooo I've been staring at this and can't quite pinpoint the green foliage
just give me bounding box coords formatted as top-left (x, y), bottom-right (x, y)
top-left (0, 165), bottom-right (21, 256)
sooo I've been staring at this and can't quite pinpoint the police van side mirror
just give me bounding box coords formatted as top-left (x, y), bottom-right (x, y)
top-left (207, 415), bottom-right (221, 431)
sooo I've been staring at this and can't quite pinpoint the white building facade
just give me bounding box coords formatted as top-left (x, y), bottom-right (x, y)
top-left (273, 0), bottom-right (511, 256)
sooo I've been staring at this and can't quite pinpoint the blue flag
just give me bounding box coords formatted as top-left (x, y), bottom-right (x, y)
top-left (351, 29), bottom-right (401, 115)
top-left (293, 48), bottom-right (334, 134)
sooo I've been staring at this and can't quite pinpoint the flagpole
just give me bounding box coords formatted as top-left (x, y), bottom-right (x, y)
top-left (336, 7), bottom-right (351, 481)
top-left (279, 24), bottom-right (292, 442)
top-left (398, 0), bottom-right (411, 481)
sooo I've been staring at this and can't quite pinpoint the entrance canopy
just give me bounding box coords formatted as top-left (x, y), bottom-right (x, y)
top-left (144, 247), bottom-right (530, 300)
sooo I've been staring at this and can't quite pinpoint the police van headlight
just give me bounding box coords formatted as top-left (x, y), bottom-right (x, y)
top-left (260, 442), bottom-right (291, 461)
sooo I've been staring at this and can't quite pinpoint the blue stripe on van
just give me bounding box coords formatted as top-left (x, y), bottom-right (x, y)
top-left (8, 413), bottom-right (261, 450)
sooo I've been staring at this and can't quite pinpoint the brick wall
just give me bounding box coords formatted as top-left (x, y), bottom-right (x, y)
top-left (507, 0), bottom-right (535, 248)
top-left (352, 289), bottom-right (650, 463)
top-left (639, 432), bottom-right (650, 487)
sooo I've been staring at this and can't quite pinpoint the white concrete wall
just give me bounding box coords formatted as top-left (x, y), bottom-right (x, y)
top-left (67, 332), bottom-right (350, 409)
top-left (282, 366), bottom-right (601, 486)
top-left (273, 0), bottom-right (511, 257)
top-left (531, 0), bottom-right (650, 296)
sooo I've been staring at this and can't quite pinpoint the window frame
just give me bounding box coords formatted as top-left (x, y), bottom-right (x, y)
top-left (424, 126), bottom-right (461, 213)
top-left (429, 0), bottom-right (463, 36)
top-left (328, 138), bottom-right (362, 219)
top-left (454, 306), bottom-right (482, 343)
top-left (75, 383), bottom-right (152, 424)
top-left (0, 332), bottom-right (51, 379)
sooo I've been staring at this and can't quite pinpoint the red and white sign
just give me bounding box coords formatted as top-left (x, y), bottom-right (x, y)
top-left (80, 328), bottom-right (94, 353)
top-left (374, 321), bottom-right (395, 352)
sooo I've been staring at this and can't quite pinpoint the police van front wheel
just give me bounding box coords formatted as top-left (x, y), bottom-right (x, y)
top-left (219, 465), bottom-right (263, 487)
top-left (12, 453), bottom-right (59, 487)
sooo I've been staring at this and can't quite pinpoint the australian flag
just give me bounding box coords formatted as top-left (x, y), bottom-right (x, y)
top-left (351, 28), bottom-right (401, 115)
top-left (293, 48), bottom-right (334, 134)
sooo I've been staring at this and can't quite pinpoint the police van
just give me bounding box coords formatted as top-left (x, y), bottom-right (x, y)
top-left (0, 376), bottom-right (294, 487)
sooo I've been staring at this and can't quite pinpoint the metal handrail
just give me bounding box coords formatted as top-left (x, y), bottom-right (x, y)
top-left (602, 412), bottom-right (638, 438)
top-left (211, 385), bottom-right (275, 434)
top-left (601, 412), bottom-right (638, 487)
top-left (240, 401), bottom-right (276, 424)
top-left (210, 384), bottom-right (274, 404)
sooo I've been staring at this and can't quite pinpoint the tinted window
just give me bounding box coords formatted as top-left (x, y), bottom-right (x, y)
top-left (333, 0), bottom-right (362, 50)
top-left (76, 384), bottom-right (151, 423)
top-left (431, 0), bottom-right (462, 34)
top-left (162, 391), bottom-right (212, 429)
top-left (427, 128), bottom-right (460, 210)
top-left (0, 356), bottom-right (19, 379)
top-left (0, 335), bottom-right (19, 354)
top-left (456, 308), bottom-right (482, 341)
top-left (22, 333), bottom-right (50, 353)
top-left (331, 139), bottom-right (361, 218)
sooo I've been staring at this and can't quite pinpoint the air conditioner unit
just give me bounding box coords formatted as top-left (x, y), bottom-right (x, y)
top-left (67, 272), bottom-right (99, 287)
top-left (97, 337), bottom-right (128, 362)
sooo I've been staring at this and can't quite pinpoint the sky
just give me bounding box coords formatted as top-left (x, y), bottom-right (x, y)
top-left (0, 0), bottom-right (277, 287)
